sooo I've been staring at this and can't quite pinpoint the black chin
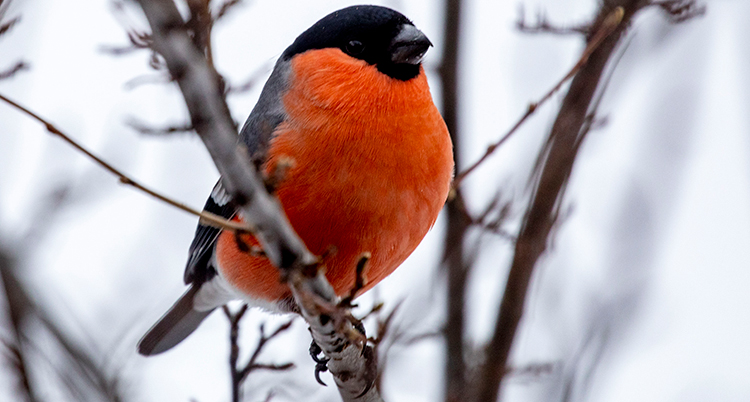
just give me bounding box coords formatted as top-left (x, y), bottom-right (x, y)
top-left (377, 63), bottom-right (421, 81)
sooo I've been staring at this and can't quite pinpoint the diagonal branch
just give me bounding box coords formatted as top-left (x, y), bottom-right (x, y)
top-left (135, 0), bottom-right (315, 270)
top-left (452, 5), bottom-right (627, 189)
top-left (0, 60), bottom-right (28, 80)
top-left (135, 1), bottom-right (380, 400)
top-left (475, 5), bottom-right (632, 401)
top-left (0, 93), bottom-right (251, 234)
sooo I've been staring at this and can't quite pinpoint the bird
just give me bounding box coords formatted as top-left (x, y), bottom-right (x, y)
top-left (138, 5), bottom-right (454, 356)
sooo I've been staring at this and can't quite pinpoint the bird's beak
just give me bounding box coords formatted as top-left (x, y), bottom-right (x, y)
top-left (390, 24), bottom-right (432, 65)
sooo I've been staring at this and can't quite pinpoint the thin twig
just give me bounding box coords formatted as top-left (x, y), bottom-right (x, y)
top-left (224, 305), bottom-right (294, 402)
top-left (238, 320), bottom-right (295, 381)
top-left (0, 61), bottom-right (28, 80)
top-left (213, 0), bottom-right (244, 22)
top-left (0, 15), bottom-right (19, 36)
top-left (126, 117), bottom-right (194, 136)
top-left (652, 0), bottom-right (706, 22)
top-left (0, 93), bottom-right (253, 234)
top-left (516, 7), bottom-right (589, 35)
top-left (0, 248), bottom-right (38, 402)
top-left (452, 7), bottom-right (627, 189)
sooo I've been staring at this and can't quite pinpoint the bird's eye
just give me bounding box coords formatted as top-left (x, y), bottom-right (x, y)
top-left (345, 40), bottom-right (365, 55)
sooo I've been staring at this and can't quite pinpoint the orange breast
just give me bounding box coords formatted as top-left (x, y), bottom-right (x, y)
top-left (216, 48), bottom-right (454, 301)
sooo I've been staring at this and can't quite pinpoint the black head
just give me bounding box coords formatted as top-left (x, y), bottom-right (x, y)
top-left (282, 5), bottom-right (432, 81)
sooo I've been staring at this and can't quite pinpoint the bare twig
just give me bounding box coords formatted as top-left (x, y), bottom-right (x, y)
top-left (214, 0), bottom-right (244, 22)
top-left (223, 306), bottom-right (294, 402)
top-left (102, 1), bottom-right (153, 56)
top-left (0, 248), bottom-right (38, 402)
top-left (652, 0), bottom-right (706, 22)
top-left (0, 14), bottom-right (28, 81)
top-left (469, 193), bottom-right (515, 240)
top-left (99, 30), bottom-right (152, 55)
top-left (516, 6), bottom-right (589, 35)
top-left (0, 93), bottom-right (252, 234)
top-left (0, 15), bottom-right (19, 36)
top-left (452, 5), bottom-right (627, 189)
top-left (0, 60), bottom-right (28, 80)
top-left (126, 117), bottom-right (194, 136)
top-left (1, 246), bottom-right (124, 401)
top-left (185, 0), bottom-right (214, 64)
top-left (122, 73), bottom-right (171, 89)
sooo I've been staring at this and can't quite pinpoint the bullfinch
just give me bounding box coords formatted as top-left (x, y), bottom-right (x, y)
top-left (138, 5), bottom-right (454, 355)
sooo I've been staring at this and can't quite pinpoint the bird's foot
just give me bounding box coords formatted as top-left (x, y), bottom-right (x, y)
top-left (309, 340), bottom-right (329, 386)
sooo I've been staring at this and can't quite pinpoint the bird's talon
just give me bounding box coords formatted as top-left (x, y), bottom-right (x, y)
top-left (310, 340), bottom-right (330, 385)
top-left (314, 360), bottom-right (329, 386)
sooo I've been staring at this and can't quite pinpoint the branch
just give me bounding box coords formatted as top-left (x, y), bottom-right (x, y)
top-left (126, 117), bottom-right (194, 136)
top-left (135, 0), bottom-right (314, 269)
top-left (516, 7), bottom-right (589, 35)
top-left (0, 248), bottom-right (39, 402)
top-left (224, 306), bottom-right (294, 402)
top-left (0, 93), bottom-right (250, 234)
top-left (289, 269), bottom-right (382, 402)
top-left (652, 0), bottom-right (706, 22)
top-left (213, 0), bottom-right (244, 22)
top-left (0, 15), bottom-right (19, 37)
top-left (452, 4), bottom-right (627, 189)
top-left (135, 1), bottom-right (380, 400)
top-left (438, 1), bottom-right (471, 401)
top-left (0, 60), bottom-right (28, 80)
top-left (475, 5), bottom-right (632, 401)
top-left (1, 246), bottom-right (124, 401)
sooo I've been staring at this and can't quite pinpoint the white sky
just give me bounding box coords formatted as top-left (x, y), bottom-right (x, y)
top-left (1, 0), bottom-right (749, 401)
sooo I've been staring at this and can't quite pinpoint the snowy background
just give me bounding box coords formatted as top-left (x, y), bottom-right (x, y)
top-left (1, 0), bottom-right (749, 401)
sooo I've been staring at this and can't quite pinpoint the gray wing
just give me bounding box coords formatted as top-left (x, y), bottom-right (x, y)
top-left (239, 58), bottom-right (292, 163)
top-left (183, 58), bottom-right (291, 285)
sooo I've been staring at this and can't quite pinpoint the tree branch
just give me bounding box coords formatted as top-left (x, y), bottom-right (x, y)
top-left (0, 93), bottom-right (251, 234)
top-left (438, 1), bottom-right (471, 401)
top-left (135, 1), bottom-right (380, 400)
top-left (452, 5), bottom-right (627, 189)
top-left (516, 7), bottom-right (589, 36)
top-left (0, 60), bottom-right (27, 80)
top-left (475, 5), bottom-right (630, 401)
top-left (224, 306), bottom-right (294, 402)
top-left (135, 0), bottom-right (314, 269)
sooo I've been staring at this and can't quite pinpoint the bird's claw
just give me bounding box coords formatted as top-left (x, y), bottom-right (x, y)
top-left (309, 340), bottom-right (329, 386)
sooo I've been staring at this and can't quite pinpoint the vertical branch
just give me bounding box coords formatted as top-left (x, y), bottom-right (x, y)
top-left (225, 304), bottom-right (248, 402)
top-left (475, 4), bottom-right (637, 401)
top-left (0, 248), bottom-right (39, 402)
top-left (438, 1), bottom-right (470, 401)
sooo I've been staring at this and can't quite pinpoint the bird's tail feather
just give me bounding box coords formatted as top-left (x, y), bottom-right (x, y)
top-left (138, 284), bottom-right (214, 356)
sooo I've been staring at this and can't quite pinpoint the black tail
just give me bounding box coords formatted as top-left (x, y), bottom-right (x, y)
top-left (138, 284), bottom-right (214, 356)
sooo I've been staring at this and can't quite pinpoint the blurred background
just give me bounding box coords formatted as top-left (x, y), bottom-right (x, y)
top-left (1, 0), bottom-right (748, 401)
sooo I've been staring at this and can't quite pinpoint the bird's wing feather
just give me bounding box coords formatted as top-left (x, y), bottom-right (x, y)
top-left (182, 58), bottom-right (291, 286)
top-left (183, 181), bottom-right (236, 284)
top-left (138, 284), bottom-right (213, 355)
